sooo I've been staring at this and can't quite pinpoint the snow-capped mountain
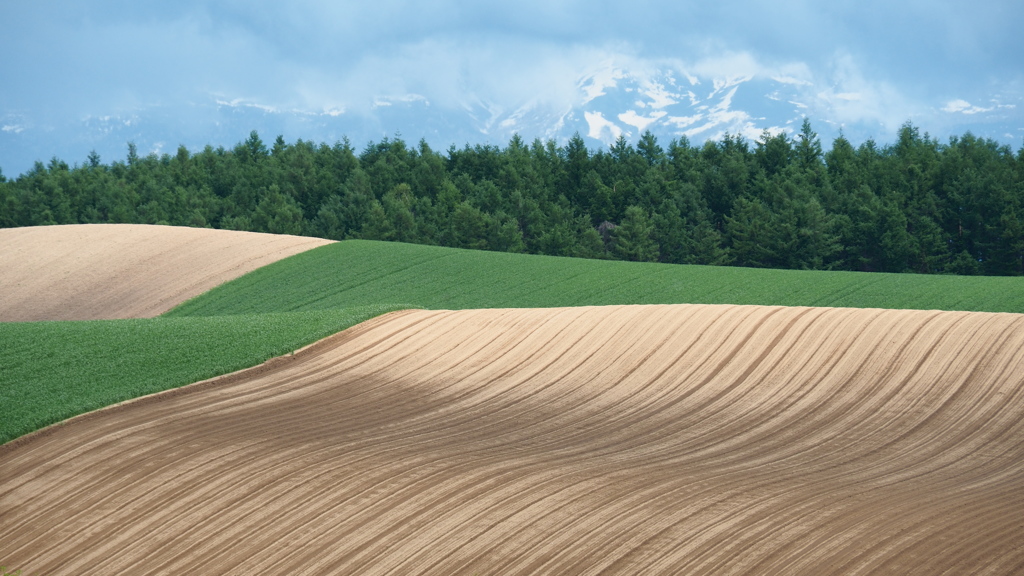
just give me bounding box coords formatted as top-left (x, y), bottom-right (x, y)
top-left (347, 64), bottom-right (822, 150)
top-left (0, 61), bottom-right (1018, 177)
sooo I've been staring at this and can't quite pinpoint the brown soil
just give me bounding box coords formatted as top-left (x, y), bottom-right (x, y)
top-left (0, 224), bottom-right (333, 321)
top-left (2, 304), bottom-right (1024, 575)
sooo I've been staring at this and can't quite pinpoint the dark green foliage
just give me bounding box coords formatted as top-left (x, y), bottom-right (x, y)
top-left (3, 122), bottom-right (1023, 274)
top-left (612, 205), bottom-right (658, 262)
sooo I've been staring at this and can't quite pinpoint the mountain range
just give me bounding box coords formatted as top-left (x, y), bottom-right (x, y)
top-left (1, 62), bottom-right (1019, 177)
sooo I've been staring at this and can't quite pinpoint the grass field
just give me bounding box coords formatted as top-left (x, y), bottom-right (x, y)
top-left (0, 306), bottom-right (403, 444)
top-left (168, 240), bottom-right (1024, 317)
top-left (5, 238), bottom-right (1024, 445)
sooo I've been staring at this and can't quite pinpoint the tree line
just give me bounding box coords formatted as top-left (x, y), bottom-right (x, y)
top-left (2, 119), bottom-right (1023, 275)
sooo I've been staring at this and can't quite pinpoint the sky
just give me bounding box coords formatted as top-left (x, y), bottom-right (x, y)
top-left (1, 1), bottom-right (1022, 177)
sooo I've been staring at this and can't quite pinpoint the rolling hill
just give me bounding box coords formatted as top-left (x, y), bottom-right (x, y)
top-left (2, 304), bottom-right (1022, 574)
top-left (0, 224), bottom-right (332, 322)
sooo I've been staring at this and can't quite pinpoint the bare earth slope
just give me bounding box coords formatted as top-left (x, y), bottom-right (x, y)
top-left (0, 224), bottom-right (333, 321)
top-left (2, 304), bottom-right (1024, 574)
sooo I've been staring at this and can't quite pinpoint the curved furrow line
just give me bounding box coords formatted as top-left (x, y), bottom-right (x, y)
top-left (0, 318), bottom-right (477, 566)
top-left (234, 350), bottom-right (790, 569)
top-left (204, 307), bottom-right (595, 446)
top-left (638, 391), bottom-right (1024, 569)
top-left (899, 495), bottom-right (1024, 575)
top-left (3, 323), bottom-right (499, 569)
top-left (662, 446), bottom-right (1017, 574)
top-left (284, 307), bottom-right (1019, 569)
top-left (176, 360), bottom-right (688, 565)
top-left (816, 474), bottom-right (1024, 575)
top-left (647, 308), bottom-right (894, 474)
top-left (851, 330), bottom-right (1024, 491)
top-left (647, 405), bottom-right (1024, 569)
top-left (714, 310), bottom-right (962, 478)
top-left (226, 319), bottom-right (823, 569)
top-left (442, 309), bottom-right (1024, 569)
top-left (315, 364), bottom-right (987, 569)
top-left (352, 305), bottom-right (790, 471)
top-left (64, 313), bottom-right (606, 573)
top-left (11, 439), bottom-right (326, 572)
top-left (460, 305), bottom-right (868, 483)
top-left (790, 313), bottom-right (1024, 492)
top-left (280, 307), bottom-right (1007, 569)
top-left (213, 307), bottom-right (668, 485)
top-left (149, 317), bottom-right (704, 573)
top-left (369, 307), bottom-right (709, 457)
top-left (251, 450), bottom-right (592, 573)
top-left (3, 304), bottom-right (1024, 575)
top-left (0, 309), bottom-right (435, 503)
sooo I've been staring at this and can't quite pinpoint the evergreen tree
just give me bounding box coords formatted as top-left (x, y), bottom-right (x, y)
top-left (726, 197), bottom-right (784, 268)
top-left (359, 200), bottom-right (395, 241)
top-left (2, 126), bottom-right (1021, 276)
top-left (612, 205), bottom-right (659, 262)
top-left (251, 185), bottom-right (303, 235)
top-left (450, 202), bottom-right (488, 250)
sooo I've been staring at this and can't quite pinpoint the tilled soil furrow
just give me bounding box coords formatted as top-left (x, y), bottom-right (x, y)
top-left (0, 224), bottom-right (333, 321)
top-left (3, 304), bottom-right (1024, 575)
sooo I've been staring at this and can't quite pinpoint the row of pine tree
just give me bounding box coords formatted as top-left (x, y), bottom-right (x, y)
top-left (2, 120), bottom-right (1023, 275)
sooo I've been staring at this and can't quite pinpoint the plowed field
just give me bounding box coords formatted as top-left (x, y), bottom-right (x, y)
top-left (0, 224), bottom-right (332, 321)
top-left (3, 304), bottom-right (1023, 574)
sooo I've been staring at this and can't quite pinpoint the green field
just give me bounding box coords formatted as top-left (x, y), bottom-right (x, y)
top-left (4, 239), bottom-right (1024, 445)
top-left (169, 240), bottom-right (1024, 316)
top-left (0, 306), bottom-right (403, 444)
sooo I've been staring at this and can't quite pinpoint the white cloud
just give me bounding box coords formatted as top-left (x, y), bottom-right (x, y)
top-left (2, 2), bottom-right (1021, 178)
top-left (834, 93), bottom-right (862, 101)
top-left (942, 99), bottom-right (994, 114)
top-left (771, 75), bottom-right (812, 87)
top-left (691, 52), bottom-right (762, 83)
top-left (372, 94), bottom-right (429, 109)
top-left (795, 52), bottom-right (913, 135)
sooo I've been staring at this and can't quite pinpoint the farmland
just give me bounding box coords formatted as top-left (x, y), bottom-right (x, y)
top-left (3, 224), bottom-right (1024, 574)
top-left (6, 234), bottom-right (1024, 446)
top-left (170, 239), bottom-right (1024, 317)
top-left (0, 306), bottom-right (402, 444)
top-left (0, 224), bottom-right (331, 322)
top-left (3, 304), bottom-right (1023, 573)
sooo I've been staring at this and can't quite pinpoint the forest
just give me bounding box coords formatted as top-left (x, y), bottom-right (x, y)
top-left (2, 119), bottom-right (1023, 275)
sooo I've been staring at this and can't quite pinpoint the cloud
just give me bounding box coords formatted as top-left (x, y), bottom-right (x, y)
top-left (793, 52), bottom-right (915, 134)
top-left (373, 94), bottom-right (430, 109)
top-left (1, 1), bottom-right (1022, 177)
top-left (942, 99), bottom-right (994, 115)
